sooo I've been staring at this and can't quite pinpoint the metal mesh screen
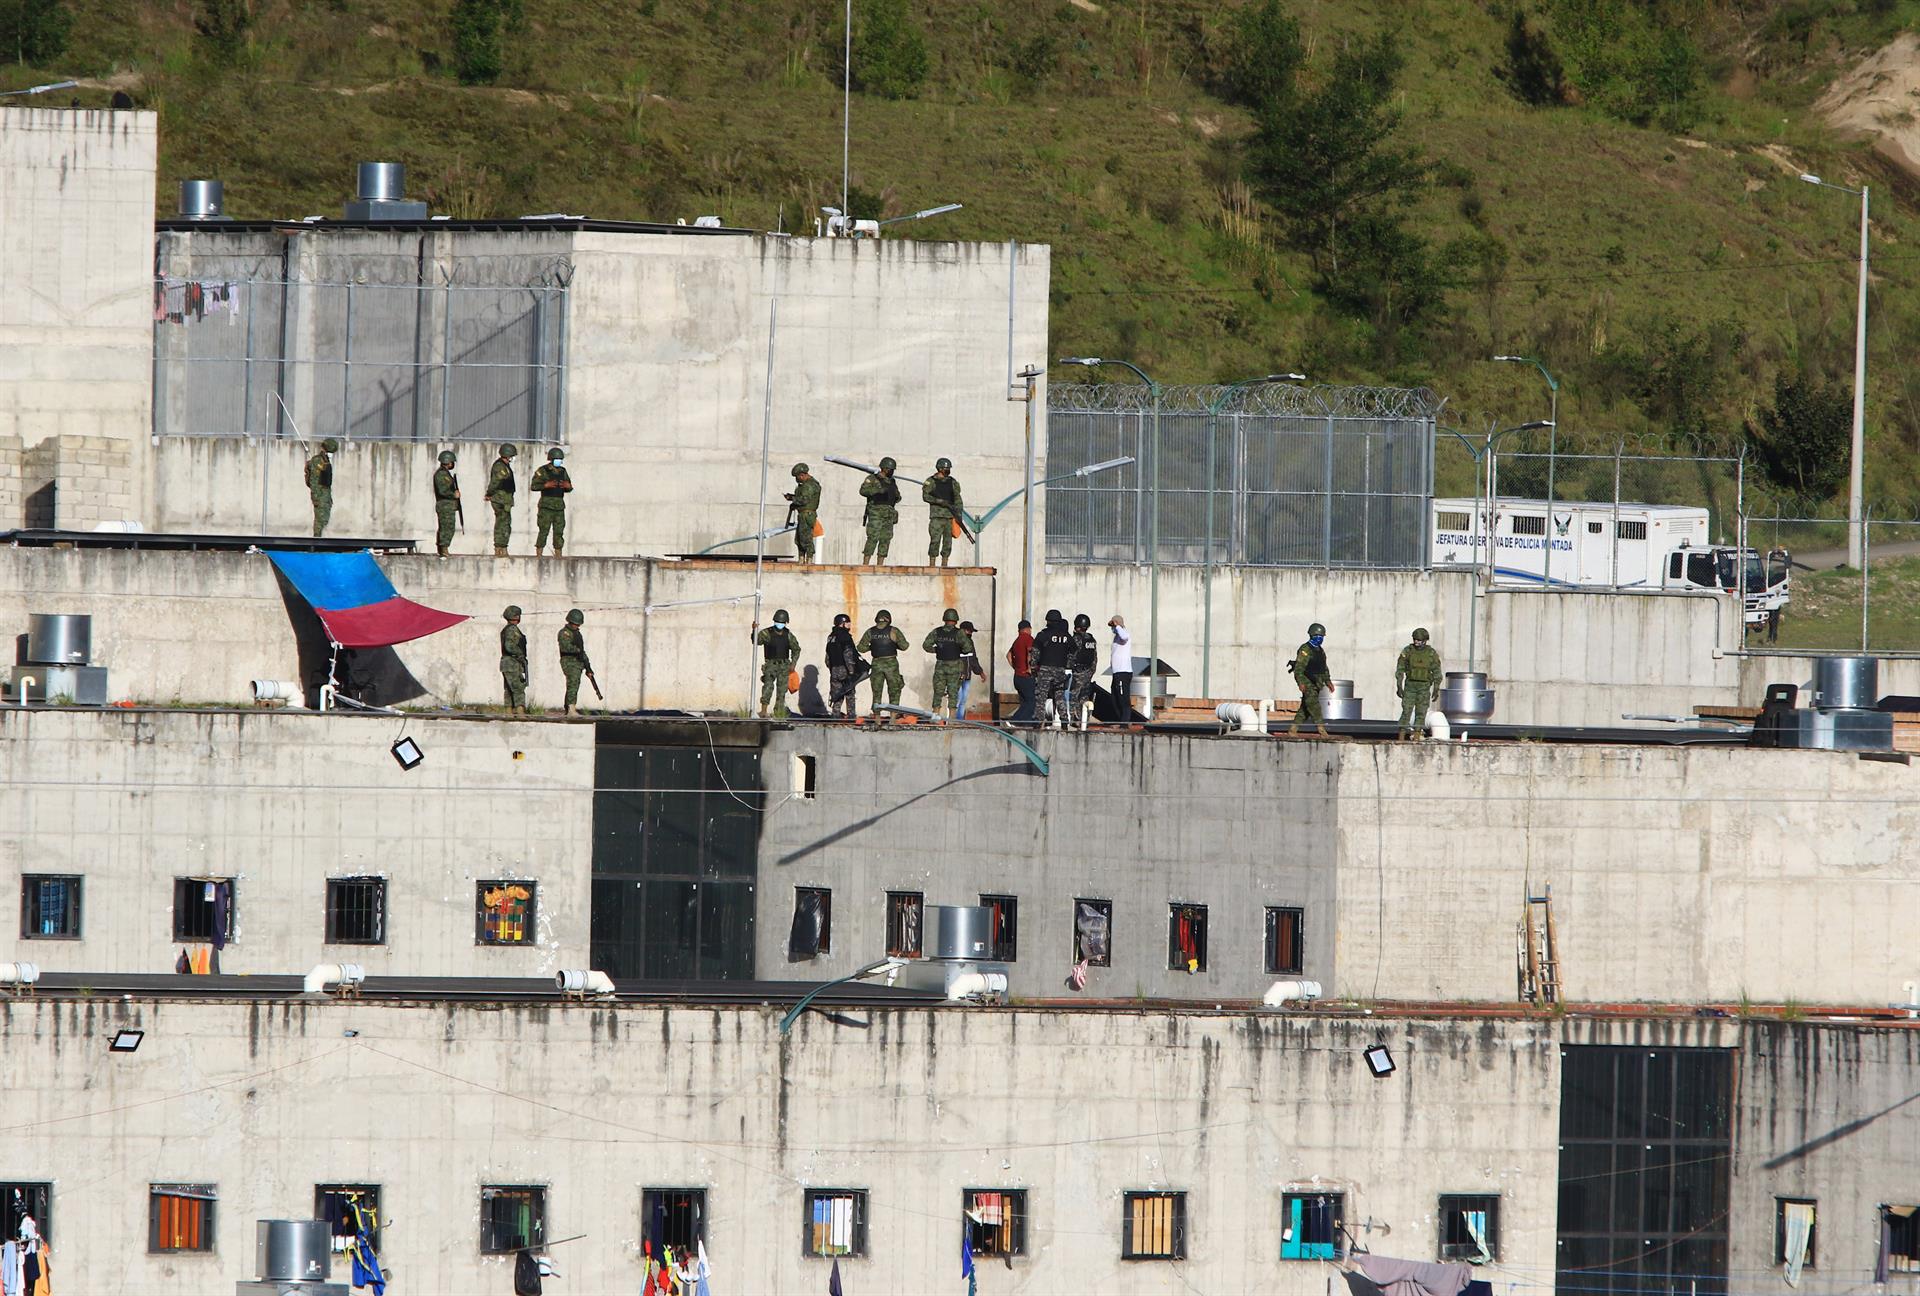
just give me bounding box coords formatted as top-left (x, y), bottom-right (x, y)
top-left (153, 276), bottom-right (567, 443)
top-left (1045, 383), bottom-right (1438, 569)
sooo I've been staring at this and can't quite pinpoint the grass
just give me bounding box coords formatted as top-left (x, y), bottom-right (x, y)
top-left (1766, 553), bottom-right (1920, 653)
top-left (14, 0), bottom-right (1920, 510)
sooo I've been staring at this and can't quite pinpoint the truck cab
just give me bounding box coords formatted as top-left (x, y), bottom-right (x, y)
top-left (1662, 544), bottom-right (1789, 625)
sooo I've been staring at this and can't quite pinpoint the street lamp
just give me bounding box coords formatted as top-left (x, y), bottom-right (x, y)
top-left (1202, 373), bottom-right (1308, 696)
top-left (0, 80), bottom-right (78, 97)
top-left (965, 454), bottom-right (1134, 606)
top-left (1060, 356), bottom-right (1163, 718)
top-left (1800, 172), bottom-right (1870, 569)
top-left (1484, 419), bottom-right (1557, 588)
top-left (1491, 356), bottom-right (1561, 585)
top-left (878, 202), bottom-right (963, 228)
top-left (872, 704), bottom-right (1051, 774)
top-left (1441, 418), bottom-right (1553, 673)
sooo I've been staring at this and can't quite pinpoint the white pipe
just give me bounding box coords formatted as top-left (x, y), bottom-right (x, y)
top-left (0, 962), bottom-right (41, 985)
top-left (251, 679), bottom-right (303, 703)
top-left (1262, 979), bottom-right (1322, 1007)
top-left (556, 969), bottom-right (615, 996)
top-left (13, 675), bottom-right (35, 705)
top-left (302, 963), bottom-right (364, 993)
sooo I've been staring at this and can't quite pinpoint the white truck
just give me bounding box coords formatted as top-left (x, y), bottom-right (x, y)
top-left (1429, 497), bottom-right (1789, 625)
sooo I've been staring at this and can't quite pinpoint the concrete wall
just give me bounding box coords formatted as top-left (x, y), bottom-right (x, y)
top-left (4, 997), bottom-right (1915, 1296)
top-left (0, 708), bottom-right (595, 977)
top-left (0, 109), bottom-right (156, 481)
top-left (1737, 652), bottom-right (1920, 707)
top-left (0, 548), bottom-right (994, 714)
top-left (19, 433), bottom-right (135, 529)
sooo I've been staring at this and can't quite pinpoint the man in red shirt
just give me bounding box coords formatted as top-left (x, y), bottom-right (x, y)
top-left (1006, 619), bottom-right (1036, 724)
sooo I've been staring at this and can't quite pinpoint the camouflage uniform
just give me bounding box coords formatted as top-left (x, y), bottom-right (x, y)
top-left (558, 609), bottom-right (592, 713)
top-left (1068, 617), bottom-right (1099, 717)
top-left (922, 610), bottom-right (974, 717)
top-left (500, 606), bottom-right (528, 713)
top-left (754, 616), bottom-right (801, 718)
top-left (486, 444), bottom-right (518, 555)
top-left (857, 614), bottom-right (909, 712)
top-left (530, 449), bottom-right (572, 556)
top-left (787, 466), bottom-right (821, 562)
top-left (1287, 625), bottom-right (1333, 735)
top-left (432, 452), bottom-right (460, 556)
top-left (305, 438), bottom-right (338, 537)
top-left (922, 461), bottom-right (965, 565)
top-left (859, 461), bottom-right (902, 563)
top-left (1395, 631), bottom-right (1443, 738)
top-left (826, 619), bottom-right (864, 718)
top-left (1028, 611), bottom-right (1075, 724)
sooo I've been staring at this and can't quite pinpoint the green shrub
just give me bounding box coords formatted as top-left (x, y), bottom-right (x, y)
top-left (0, 0), bottom-right (71, 67)
top-left (844, 0), bottom-right (929, 101)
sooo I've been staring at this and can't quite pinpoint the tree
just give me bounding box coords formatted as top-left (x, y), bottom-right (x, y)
top-left (193, 0), bottom-right (251, 65)
top-left (845, 0), bottom-right (929, 101)
top-left (1748, 371), bottom-right (1851, 506)
top-left (1249, 32), bottom-right (1431, 279)
top-left (1217, 0), bottom-right (1302, 112)
top-left (452, 0), bottom-right (525, 86)
top-left (1, 0), bottom-right (71, 67)
top-left (1497, 8), bottom-right (1566, 106)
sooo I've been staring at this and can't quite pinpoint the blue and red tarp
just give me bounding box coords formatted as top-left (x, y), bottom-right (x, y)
top-left (267, 550), bottom-right (469, 649)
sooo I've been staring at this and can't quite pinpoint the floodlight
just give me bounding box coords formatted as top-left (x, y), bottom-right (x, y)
top-left (1363, 1044), bottom-right (1395, 1077)
top-left (110, 1029), bottom-right (144, 1053)
top-left (390, 737), bottom-right (424, 770)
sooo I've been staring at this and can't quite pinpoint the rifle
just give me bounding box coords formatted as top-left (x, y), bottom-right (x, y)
top-left (587, 670), bottom-right (603, 701)
top-left (453, 472), bottom-right (465, 533)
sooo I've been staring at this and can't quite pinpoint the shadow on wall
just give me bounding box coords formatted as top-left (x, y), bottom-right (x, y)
top-left (268, 566), bottom-right (429, 708)
top-left (24, 483), bottom-right (54, 529)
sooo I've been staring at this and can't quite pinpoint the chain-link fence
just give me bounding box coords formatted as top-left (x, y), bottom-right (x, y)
top-left (1741, 513), bottom-right (1920, 654)
top-left (152, 274), bottom-right (568, 443)
top-left (1045, 382), bottom-right (1440, 568)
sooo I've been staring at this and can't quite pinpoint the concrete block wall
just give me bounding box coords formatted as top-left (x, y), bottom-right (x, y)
top-left (18, 432), bottom-right (134, 529)
top-left (0, 432), bottom-right (20, 528)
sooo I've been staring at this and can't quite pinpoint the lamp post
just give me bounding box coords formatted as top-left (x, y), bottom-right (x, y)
top-left (1440, 418), bottom-right (1554, 672)
top-left (1799, 173), bottom-right (1870, 569)
top-left (966, 455), bottom-right (1133, 604)
top-left (1484, 418), bottom-right (1557, 589)
top-left (1491, 355), bottom-right (1561, 586)
top-left (1201, 373), bottom-right (1307, 697)
top-left (1061, 356), bottom-right (1161, 718)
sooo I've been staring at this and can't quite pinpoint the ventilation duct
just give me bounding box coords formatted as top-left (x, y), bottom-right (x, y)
top-left (344, 162), bottom-right (428, 222)
top-left (177, 179), bottom-right (227, 220)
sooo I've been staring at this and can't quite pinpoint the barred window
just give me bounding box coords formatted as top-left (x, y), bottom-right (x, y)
top-left (173, 878), bottom-right (234, 943)
top-left (20, 876), bottom-right (81, 939)
top-left (884, 891), bottom-right (923, 958)
top-left (476, 881), bottom-right (536, 946)
top-left (1774, 1198), bottom-right (1815, 1269)
top-left (1121, 1191), bottom-right (1186, 1260)
top-left (325, 877), bottom-right (386, 945)
top-left (1264, 907), bottom-right (1304, 975)
top-left (0, 1183), bottom-right (50, 1243)
top-left (1074, 898), bottom-right (1112, 966)
top-left (1510, 514), bottom-right (1546, 536)
top-left (1436, 511), bottom-right (1470, 531)
top-left (980, 894), bottom-right (1018, 962)
top-left (1885, 1206), bottom-right (1920, 1274)
top-left (149, 1184), bottom-right (216, 1253)
top-left (964, 1189), bottom-right (1027, 1258)
top-left (788, 887), bottom-right (831, 960)
top-left (480, 1185), bottom-right (546, 1254)
top-left (642, 1188), bottom-right (706, 1253)
top-left (315, 1184), bottom-right (382, 1252)
top-left (1281, 1191), bottom-right (1343, 1260)
top-left (1617, 520), bottom-right (1647, 540)
top-left (1169, 903), bottom-right (1207, 972)
top-left (803, 1189), bottom-right (867, 1257)
top-left (1439, 1193), bottom-right (1498, 1261)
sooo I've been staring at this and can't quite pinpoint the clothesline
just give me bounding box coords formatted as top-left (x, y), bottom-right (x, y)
top-left (154, 276), bottom-right (240, 326)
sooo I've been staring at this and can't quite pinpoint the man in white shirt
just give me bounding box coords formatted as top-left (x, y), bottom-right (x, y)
top-left (1107, 616), bottom-right (1134, 721)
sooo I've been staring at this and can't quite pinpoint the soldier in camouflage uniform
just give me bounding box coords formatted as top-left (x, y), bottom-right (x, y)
top-left (786, 463), bottom-right (821, 563)
top-left (1287, 621), bottom-right (1333, 737)
top-left (500, 605), bottom-right (528, 715)
top-left (922, 457), bottom-right (965, 566)
top-left (859, 457), bottom-right (901, 564)
top-left (306, 438), bottom-right (338, 537)
top-left (530, 447), bottom-right (572, 557)
top-left (753, 609), bottom-right (801, 719)
top-left (1395, 627), bottom-right (1443, 739)
top-left (1068, 613), bottom-right (1099, 722)
top-left (922, 608), bottom-right (974, 720)
top-left (1028, 609), bottom-right (1075, 729)
top-left (432, 450), bottom-right (461, 557)
top-left (558, 608), bottom-right (593, 716)
top-left (857, 609), bottom-right (908, 718)
top-left (486, 443), bottom-right (518, 557)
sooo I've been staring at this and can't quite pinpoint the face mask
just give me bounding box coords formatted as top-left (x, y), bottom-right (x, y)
top-left (774, 620), bottom-right (787, 629)
top-left (1309, 635), bottom-right (1324, 647)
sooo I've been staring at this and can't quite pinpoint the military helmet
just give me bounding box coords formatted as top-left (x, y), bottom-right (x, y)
top-left (565, 608), bottom-right (584, 625)
top-left (1073, 613), bottom-right (1091, 630)
top-left (548, 448), bottom-right (564, 462)
top-left (875, 609), bottom-right (892, 624)
top-left (321, 438), bottom-right (340, 453)
top-left (834, 613), bottom-right (851, 626)
top-left (792, 462), bottom-right (809, 477)
top-left (1308, 622), bottom-right (1326, 638)
top-left (879, 456), bottom-right (897, 472)
top-left (503, 605), bottom-right (522, 620)
top-left (1412, 627), bottom-right (1430, 643)
top-left (935, 457), bottom-right (953, 472)
top-left (773, 609), bottom-right (790, 623)
top-left (943, 607), bottom-right (959, 622)
top-left (499, 443), bottom-right (518, 458)
top-left (438, 450), bottom-right (456, 466)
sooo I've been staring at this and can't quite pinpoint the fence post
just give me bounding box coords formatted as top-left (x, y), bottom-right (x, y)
top-left (342, 281), bottom-right (353, 442)
top-left (1322, 412), bottom-right (1336, 569)
top-left (1610, 440), bottom-right (1623, 590)
top-left (440, 273), bottom-right (454, 441)
top-left (1862, 505), bottom-right (1872, 652)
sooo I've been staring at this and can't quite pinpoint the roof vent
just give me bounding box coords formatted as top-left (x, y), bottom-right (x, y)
top-left (344, 162), bottom-right (428, 222)
top-left (177, 179), bottom-right (228, 220)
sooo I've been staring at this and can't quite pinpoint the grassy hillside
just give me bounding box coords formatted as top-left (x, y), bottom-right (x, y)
top-left (16, 0), bottom-right (1920, 511)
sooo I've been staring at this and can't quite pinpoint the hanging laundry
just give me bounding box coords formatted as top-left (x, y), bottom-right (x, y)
top-left (2, 1238), bottom-right (20, 1296)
